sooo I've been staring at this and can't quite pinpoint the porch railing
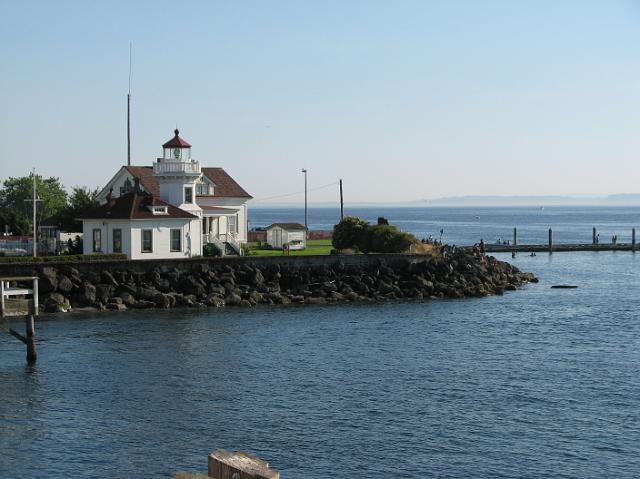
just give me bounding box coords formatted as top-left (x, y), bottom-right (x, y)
top-left (153, 160), bottom-right (201, 176)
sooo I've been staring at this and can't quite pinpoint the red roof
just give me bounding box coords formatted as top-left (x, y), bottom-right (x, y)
top-left (201, 168), bottom-right (253, 198)
top-left (124, 166), bottom-right (160, 196)
top-left (162, 129), bottom-right (192, 148)
top-left (124, 165), bottom-right (252, 199)
top-left (80, 191), bottom-right (196, 220)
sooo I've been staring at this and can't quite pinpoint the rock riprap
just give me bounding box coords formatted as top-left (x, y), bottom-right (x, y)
top-left (22, 252), bottom-right (537, 313)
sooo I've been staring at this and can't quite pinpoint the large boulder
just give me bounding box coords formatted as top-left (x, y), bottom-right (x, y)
top-left (39, 267), bottom-right (58, 293)
top-left (95, 284), bottom-right (114, 304)
top-left (182, 275), bottom-right (206, 297)
top-left (77, 281), bottom-right (96, 305)
top-left (101, 270), bottom-right (119, 288)
top-left (43, 292), bottom-right (70, 313)
top-left (57, 275), bottom-right (74, 294)
top-left (106, 302), bottom-right (127, 311)
top-left (118, 292), bottom-right (136, 306)
top-left (153, 292), bottom-right (174, 309)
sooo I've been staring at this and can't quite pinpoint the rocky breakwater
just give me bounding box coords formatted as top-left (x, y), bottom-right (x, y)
top-left (31, 251), bottom-right (537, 314)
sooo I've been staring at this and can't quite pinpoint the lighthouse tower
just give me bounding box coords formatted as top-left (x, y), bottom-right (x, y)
top-left (153, 129), bottom-right (203, 216)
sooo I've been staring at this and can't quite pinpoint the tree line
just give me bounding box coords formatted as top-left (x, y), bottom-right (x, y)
top-left (0, 174), bottom-right (100, 236)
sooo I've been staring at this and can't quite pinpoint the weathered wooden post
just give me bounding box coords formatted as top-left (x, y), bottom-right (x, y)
top-left (513, 227), bottom-right (517, 246)
top-left (548, 228), bottom-right (553, 253)
top-left (25, 314), bottom-right (37, 363)
top-left (1, 276), bottom-right (38, 364)
top-left (593, 227), bottom-right (597, 245)
top-left (208, 449), bottom-right (279, 479)
top-left (633, 228), bottom-right (636, 252)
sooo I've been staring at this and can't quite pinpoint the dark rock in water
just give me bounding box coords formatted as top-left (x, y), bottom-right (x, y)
top-left (132, 300), bottom-right (155, 309)
top-left (119, 292), bottom-right (137, 306)
top-left (106, 302), bottom-right (127, 311)
top-left (225, 293), bottom-right (242, 306)
top-left (57, 275), bottom-right (74, 293)
top-left (95, 283), bottom-right (113, 303)
top-left (305, 297), bottom-right (327, 305)
top-left (153, 292), bottom-right (173, 309)
top-left (78, 281), bottom-right (96, 305)
top-left (39, 267), bottom-right (58, 293)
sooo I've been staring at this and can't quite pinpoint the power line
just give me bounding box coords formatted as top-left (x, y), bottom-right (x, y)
top-left (254, 181), bottom-right (339, 202)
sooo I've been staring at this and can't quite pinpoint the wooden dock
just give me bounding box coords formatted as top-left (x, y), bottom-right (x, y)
top-left (464, 226), bottom-right (638, 254)
top-left (482, 243), bottom-right (637, 253)
top-left (1, 276), bottom-right (38, 363)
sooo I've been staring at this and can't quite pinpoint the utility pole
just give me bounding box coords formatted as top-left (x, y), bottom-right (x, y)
top-left (301, 168), bottom-right (308, 236)
top-left (339, 179), bottom-right (344, 220)
top-left (24, 169), bottom-right (41, 257)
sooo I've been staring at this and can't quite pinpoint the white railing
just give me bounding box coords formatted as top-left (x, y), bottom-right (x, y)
top-left (203, 233), bottom-right (226, 256)
top-left (226, 233), bottom-right (243, 256)
top-left (153, 160), bottom-right (201, 176)
top-left (203, 233), bottom-right (243, 256)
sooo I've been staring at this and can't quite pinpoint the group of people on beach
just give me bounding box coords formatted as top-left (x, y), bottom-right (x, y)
top-left (421, 229), bottom-right (445, 246)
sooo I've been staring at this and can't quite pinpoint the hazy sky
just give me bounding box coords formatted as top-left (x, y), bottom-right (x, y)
top-left (2, 1), bottom-right (640, 204)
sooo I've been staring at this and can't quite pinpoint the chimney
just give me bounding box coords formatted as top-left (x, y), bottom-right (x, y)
top-left (106, 188), bottom-right (116, 207)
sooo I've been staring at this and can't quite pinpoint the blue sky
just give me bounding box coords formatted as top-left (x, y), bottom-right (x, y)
top-left (1, 1), bottom-right (640, 204)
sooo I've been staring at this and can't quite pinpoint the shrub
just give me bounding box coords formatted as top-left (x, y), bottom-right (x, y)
top-left (332, 216), bottom-right (370, 250)
top-left (359, 224), bottom-right (417, 254)
top-left (203, 243), bottom-right (222, 257)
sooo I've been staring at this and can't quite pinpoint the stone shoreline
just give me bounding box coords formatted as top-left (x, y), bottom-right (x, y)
top-left (28, 251), bottom-right (537, 314)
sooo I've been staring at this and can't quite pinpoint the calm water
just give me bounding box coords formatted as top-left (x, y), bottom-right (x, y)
top-left (250, 205), bottom-right (640, 245)
top-left (2, 207), bottom-right (640, 478)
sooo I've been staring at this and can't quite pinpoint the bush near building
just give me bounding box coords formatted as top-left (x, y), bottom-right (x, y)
top-left (332, 217), bottom-right (417, 253)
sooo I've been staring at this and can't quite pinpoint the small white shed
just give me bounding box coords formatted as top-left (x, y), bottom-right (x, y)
top-left (266, 223), bottom-right (307, 250)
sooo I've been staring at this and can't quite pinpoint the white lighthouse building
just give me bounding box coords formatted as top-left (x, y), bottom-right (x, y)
top-left (154, 129), bottom-right (203, 217)
top-left (81, 129), bottom-right (251, 259)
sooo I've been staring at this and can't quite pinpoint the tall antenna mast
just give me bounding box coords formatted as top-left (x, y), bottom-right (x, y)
top-left (127, 42), bottom-right (132, 166)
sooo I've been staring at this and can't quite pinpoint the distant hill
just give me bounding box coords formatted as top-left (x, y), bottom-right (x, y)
top-left (422, 194), bottom-right (640, 207)
top-left (252, 194), bottom-right (640, 208)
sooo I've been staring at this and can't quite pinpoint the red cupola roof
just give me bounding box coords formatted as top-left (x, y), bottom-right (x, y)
top-left (162, 128), bottom-right (192, 148)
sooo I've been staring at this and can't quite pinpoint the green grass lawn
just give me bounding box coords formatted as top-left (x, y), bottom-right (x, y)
top-left (247, 239), bottom-right (333, 256)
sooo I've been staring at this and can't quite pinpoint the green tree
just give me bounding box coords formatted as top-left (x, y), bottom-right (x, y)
top-left (332, 216), bottom-right (370, 250)
top-left (59, 186), bottom-right (100, 232)
top-left (0, 209), bottom-right (31, 236)
top-left (359, 224), bottom-right (417, 254)
top-left (0, 174), bottom-right (68, 231)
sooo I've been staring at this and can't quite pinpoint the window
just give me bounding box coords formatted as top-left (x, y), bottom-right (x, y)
top-left (151, 206), bottom-right (168, 215)
top-left (196, 182), bottom-right (209, 195)
top-left (113, 229), bottom-right (122, 253)
top-left (184, 186), bottom-right (193, 203)
top-left (228, 215), bottom-right (237, 234)
top-left (141, 229), bottom-right (153, 253)
top-left (92, 229), bottom-right (102, 252)
top-left (170, 229), bottom-right (181, 252)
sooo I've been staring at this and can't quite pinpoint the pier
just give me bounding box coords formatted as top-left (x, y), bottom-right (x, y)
top-left (470, 227), bottom-right (638, 254)
top-left (1, 276), bottom-right (38, 363)
top-left (483, 243), bottom-right (637, 253)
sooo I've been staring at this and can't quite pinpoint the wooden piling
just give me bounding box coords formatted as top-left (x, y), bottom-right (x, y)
top-left (633, 228), bottom-right (636, 252)
top-left (548, 228), bottom-right (553, 253)
top-left (25, 314), bottom-right (37, 363)
top-left (593, 227), bottom-right (597, 245)
top-left (513, 227), bottom-right (517, 246)
top-left (1, 276), bottom-right (38, 364)
top-left (208, 449), bottom-right (279, 479)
